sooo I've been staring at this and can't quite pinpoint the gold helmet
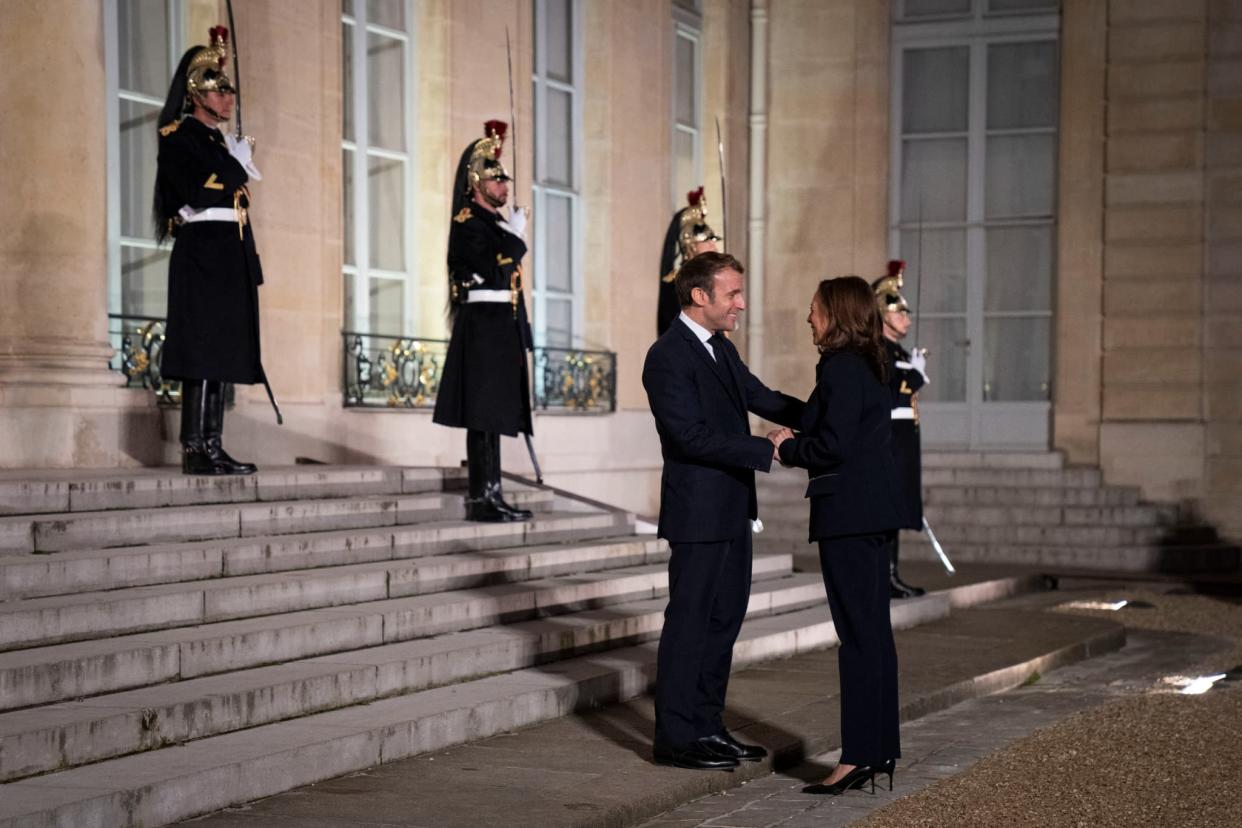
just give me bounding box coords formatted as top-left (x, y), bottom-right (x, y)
top-left (678, 187), bottom-right (722, 260)
top-left (186, 26), bottom-right (236, 97)
top-left (871, 260), bottom-right (910, 314)
top-left (468, 120), bottom-right (512, 189)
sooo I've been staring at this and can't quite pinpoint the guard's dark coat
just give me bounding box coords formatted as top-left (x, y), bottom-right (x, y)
top-left (155, 117), bottom-right (265, 385)
top-left (432, 205), bottom-right (533, 436)
top-left (883, 339), bottom-right (925, 528)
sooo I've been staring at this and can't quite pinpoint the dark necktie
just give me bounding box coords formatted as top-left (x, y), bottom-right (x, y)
top-left (708, 332), bottom-right (727, 362)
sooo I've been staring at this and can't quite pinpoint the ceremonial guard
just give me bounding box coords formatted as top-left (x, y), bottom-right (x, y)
top-left (433, 122), bottom-right (534, 522)
top-left (872, 261), bottom-right (928, 598)
top-left (657, 187), bottom-right (722, 336)
top-left (153, 26), bottom-right (274, 476)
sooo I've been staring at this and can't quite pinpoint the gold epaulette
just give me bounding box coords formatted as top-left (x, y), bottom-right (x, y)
top-left (661, 270), bottom-right (677, 284)
top-left (158, 121), bottom-right (180, 137)
top-left (453, 207), bottom-right (473, 223)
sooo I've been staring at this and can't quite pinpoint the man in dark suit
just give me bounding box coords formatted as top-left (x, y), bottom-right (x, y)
top-left (642, 252), bottom-right (804, 771)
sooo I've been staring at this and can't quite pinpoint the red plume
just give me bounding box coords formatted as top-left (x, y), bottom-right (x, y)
top-left (687, 187), bottom-right (704, 207)
top-left (209, 26), bottom-right (229, 43)
top-left (887, 260), bottom-right (905, 277)
top-left (484, 120), bottom-right (507, 157)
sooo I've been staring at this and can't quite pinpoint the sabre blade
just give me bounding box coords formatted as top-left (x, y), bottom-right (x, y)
top-left (923, 517), bottom-right (955, 575)
top-left (505, 27), bottom-right (519, 197)
top-left (225, 0), bottom-right (242, 138)
top-left (715, 116), bottom-right (727, 251)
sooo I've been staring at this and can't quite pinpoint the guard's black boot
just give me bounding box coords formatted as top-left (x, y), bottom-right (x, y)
top-left (179, 380), bottom-right (219, 475)
top-left (889, 537), bottom-right (925, 599)
top-left (465, 430), bottom-right (510, 522)
top-left (204, 381), bottom-right (257, 475)
top-left (487, 432), bottom-right (532, 521)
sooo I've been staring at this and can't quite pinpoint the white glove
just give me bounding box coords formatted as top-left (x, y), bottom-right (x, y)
top-left (910, 347), bottom-right (929, 384)
top-left (225, 133), bottom-right (262, 181)
top-left (506, 205), bottom-right (529, 239)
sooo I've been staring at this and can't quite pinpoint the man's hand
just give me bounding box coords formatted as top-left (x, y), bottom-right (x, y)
top-left (910, 347), bottom-right (929, 383)
top-left (507, 205), bottom-right (529, 239)
top-left (225, 133), bottom-right (262, 181)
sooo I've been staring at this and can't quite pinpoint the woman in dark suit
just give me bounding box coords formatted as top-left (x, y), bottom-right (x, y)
top-left (769, 276), bottom-right (905, 795)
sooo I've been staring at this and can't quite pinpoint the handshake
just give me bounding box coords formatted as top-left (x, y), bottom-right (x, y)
top-left (766, 427), bottom-right (795, 465)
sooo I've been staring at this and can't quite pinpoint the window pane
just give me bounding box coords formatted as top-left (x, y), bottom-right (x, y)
top-left (545, 297), bottom-right (572, 348)
top-left (984, 316), bottom-right (1050, 401)
top-left (988, 41), bottom-right (1059, 129)
top-left (120, 245), bottom-right (169, 318)
top-left (985, 225), bottom-right (1052, 312)
top-left (369, 277), bottom-right (404, 336)
top-left (545, 194), bottom-right (573, 292)
top-left (901, 138), bottom-right (967, 222)
top-left (902, 0), bottom-right (971, 18)
top-left (903, 47), bottom-right (969, 134)
top-left (985, 133), bottom-right (1055, 218)
top-left (915, 317), bottom-right (968, 403)
top-left (118, 0), bottom-right (170, 97)
top-left (367, 0), bottom-right (405, 30)
top-left (368, 33), bottom-right (405, 150)
top-left (674, 129), bottom-right (696, 211)
top-left (344, 274), bottom-right (358, 330)
top-left (545, 0), bottom-right (572, 82)
top-left (544, 88), bottom-right (573, 186)
top-left (343, 148), bottom-right (355, 267)
top-left (988, 0), bottom-right (1058, 13)
top-left (343, 0), bottom-right (354, 15)
top-left (120, 100), bottom-right (160, 239)
top-left (368, 155), bottom-right (405, 271)
top-left (342, 22), bottom-right (354, 141)
top-left (898, 228), bottom-right (967, 314)
top-left (674, 33), bottom-right (696, 125)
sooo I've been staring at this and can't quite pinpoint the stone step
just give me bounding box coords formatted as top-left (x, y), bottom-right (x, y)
top-left (919, 451), bottom-right (1064, 470)
top-left (896, 536), bottom-right (1241, 573)
top-left (0, 487), bottom-right (552, 555)
top-left (757, 502), bottom-right (1175, 528)
top-left (0, 589), bottom-right (951, 828)
top-left (0, 466), bottom-right (467, 517)
top-left (0, 553), bottom-right (792, 712)
top-left (0, 530), bottom-right (658, 651)
top-left (0, 506), bottom-right (624, 602)
top-left (0, 573), bottom-right (826, 782)
top-left (757, 467), bottom-right (1104, 499)
top-left (921, 484), bottom-right (1141, 508)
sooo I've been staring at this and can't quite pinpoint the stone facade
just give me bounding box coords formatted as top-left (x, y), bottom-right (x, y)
top-left (0, 0), bottom-right (1237, 536)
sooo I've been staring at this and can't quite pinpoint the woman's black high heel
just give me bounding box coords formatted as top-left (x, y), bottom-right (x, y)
top-left (802, 764), bottom-right (877, 795)
top-left (875, 758), bottom-right (896, 791)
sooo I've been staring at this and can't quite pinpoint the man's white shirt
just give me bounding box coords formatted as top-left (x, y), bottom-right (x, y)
top-left (678, 311), bottom-right (716, 361)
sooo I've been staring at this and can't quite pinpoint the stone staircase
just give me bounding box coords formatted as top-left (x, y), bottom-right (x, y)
top-left (758, 451), bottom-right (1240, 575)
top-left (0, 465), bottom-right (849, 828)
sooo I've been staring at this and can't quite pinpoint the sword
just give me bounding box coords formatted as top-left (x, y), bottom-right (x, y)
top-left (922, 517), bottom-right (955, 575)
top-left (505, 27), bottom-right (519, 199)
top-left (913, 192), bottom-right (924, 349)
top-left (523, 433), bottom-right (543, 484)
top-left (715, 117), bottom-right (727, 251)
top-left (225, 0), bottom-right (242, 139)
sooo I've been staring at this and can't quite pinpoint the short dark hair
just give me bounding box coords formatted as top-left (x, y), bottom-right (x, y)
top-left (676, 252), bottom-right (745, 308)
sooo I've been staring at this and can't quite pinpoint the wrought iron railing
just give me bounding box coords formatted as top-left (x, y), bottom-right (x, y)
top-left (108, 314), bottom-right (180, 405)
top-left (343, 331), bottom-right (616, 414)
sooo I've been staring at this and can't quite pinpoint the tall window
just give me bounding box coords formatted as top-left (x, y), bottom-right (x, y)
top-left (672, 2), bottom-right (703, 210)
top-left (890, 0), bottom-right (1059, 447)
top-left (342, 0), bottom-right (416, 336)
top-left (105, 0), bottom-right (186, 319)
top-left (532, 0), bottom-right (584, 349)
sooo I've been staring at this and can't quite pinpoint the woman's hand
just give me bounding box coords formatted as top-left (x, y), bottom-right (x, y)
top-left (766, 427), bottom-right (794, 464)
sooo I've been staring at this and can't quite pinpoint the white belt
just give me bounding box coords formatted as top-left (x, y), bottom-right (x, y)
top-left (891, 407), bottom-right (916, 420)
top-left (465, 289), bottom-right (512, 303)
top-left (180, 207), bottom-right (240, 223)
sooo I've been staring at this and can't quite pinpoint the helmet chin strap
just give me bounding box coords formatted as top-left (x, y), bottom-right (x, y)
top-left (190, 94), bottom-right (230, 127)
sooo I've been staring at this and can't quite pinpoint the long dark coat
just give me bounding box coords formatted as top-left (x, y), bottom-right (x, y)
top-left (883, 339), bottom-right (925, 529)
top-left (155, 117), bottom-right (265, 385)
top-left (432, 205), bottom-right (533, 437)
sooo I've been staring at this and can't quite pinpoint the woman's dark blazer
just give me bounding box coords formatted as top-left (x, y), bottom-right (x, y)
top-left (777, 349), bottom-right (904, 541)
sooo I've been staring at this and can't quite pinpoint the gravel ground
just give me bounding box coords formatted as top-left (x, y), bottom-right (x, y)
top-left (853, 589), bottom-right (1242, 828)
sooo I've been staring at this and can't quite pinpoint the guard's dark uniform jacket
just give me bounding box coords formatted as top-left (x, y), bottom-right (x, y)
top-left (155, 116), bottom-right (265, 385)
top-left (883, 339), bottom-right (924, 529)
top-left (432, 205), bottom-right (533, 437)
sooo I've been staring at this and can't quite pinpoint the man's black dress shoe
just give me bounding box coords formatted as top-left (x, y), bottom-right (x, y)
top-left (653, 741), bottom-right (739, 771)
top-left (699, 732), bottom-right (768, 762)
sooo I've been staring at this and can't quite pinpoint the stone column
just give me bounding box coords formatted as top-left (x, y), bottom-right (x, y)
top-left (0, 1), bottom-right (158, 468)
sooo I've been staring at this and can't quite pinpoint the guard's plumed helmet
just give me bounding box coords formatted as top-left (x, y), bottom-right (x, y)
top-left (468, 120), bottom-right (512, 189)
top-left (186, 26), bottom-right (235, 98)
top-left (871, 260), bottom-right (910, 314)
top-left (677, 187), bottom-right (722, 260)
